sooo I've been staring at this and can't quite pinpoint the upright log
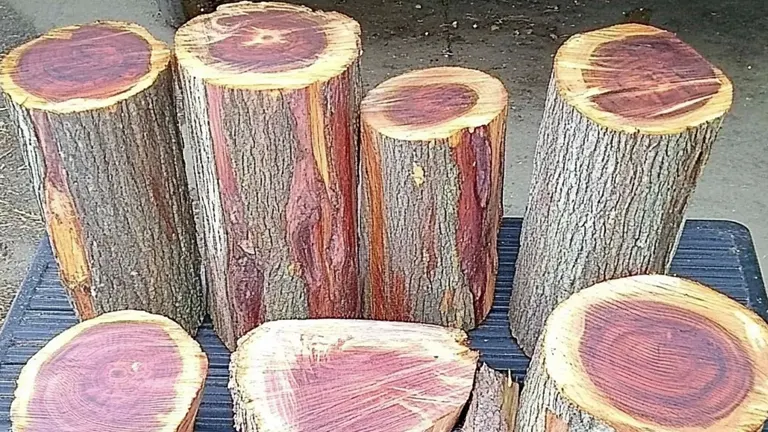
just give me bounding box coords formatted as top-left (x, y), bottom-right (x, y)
top-left (460, 364), bottom-right (519, 432)
top-left (175, 1), bottom-right (363, 351)
top-left (515, 275), bottom-right (768, 432)
top-left (509, 23), bottom-right (733, 355)
top-left (360, 66), bottom-right (508, 330)
top-left (0, 21), bottom-right (205, 334)
top-left (229, 319), bottom-right (479, 432)
top-left (10, 310), bottom-right (208, 432)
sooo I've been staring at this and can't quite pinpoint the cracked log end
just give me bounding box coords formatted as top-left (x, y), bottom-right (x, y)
top-left (10, 311), bottom-right (208, 432)
top-left (0, 21), bottom-right (168, 113)
top-left (230, 319), bottom-right (479, 432)
top-left (543, 275), bottom-right (768, 431)
top-left (554, 23), bottom-right (732, 134)
top-left (174, 0), bottom-right (361, 90)
top-left (361, 66), bottom-right (508, 141)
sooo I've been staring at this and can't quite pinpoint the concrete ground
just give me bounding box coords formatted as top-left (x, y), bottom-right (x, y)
top-left (0, 0), bottom-right (765, 321)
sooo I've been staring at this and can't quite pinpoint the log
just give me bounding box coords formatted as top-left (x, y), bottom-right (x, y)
top-left (10, 310), bottom-right (208, 431)
top-left (509, 23), bottom-right (733, 355)
top-left (174, 1), bottom-right (363, 351)
top-left (460, 364), bottom-right (519, 432)
top-left (359, 66), bottom-right (508, 330)
top-left (515, 274), bottom-right (768, 432)
top-left (0, 21), bottom-right (205, 334)
top-left (229, 319), bottom-right (479, 432)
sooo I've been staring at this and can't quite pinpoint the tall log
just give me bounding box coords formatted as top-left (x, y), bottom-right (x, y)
top-left (360, 66), bottom-right (508, 330)
top-left (515, 275), bottom-right (768, 432)
top-left (229, 319), bottom-right (479, 432)
top-left (10, 310), bottom-right (208, 432)
top-left (509, 23), bottom-right (733, 355)
top-left (174, 1), bottom-right (363, 351)
top-left (0, 21), bottom-right (205, 334)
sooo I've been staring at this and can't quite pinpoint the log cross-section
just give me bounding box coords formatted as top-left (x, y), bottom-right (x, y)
top-left (10, 310), bottom-right (208, 432)
top-left (0, 21), bottom-right (205, 334)
top-left (360, 66), bottom-right (508, 330)
top-left (509, 23), bottom-right (734, 356)
top-left (515, 275), bottom-right (768, 432)
top-left (174, 1), bottom-right (363, 350)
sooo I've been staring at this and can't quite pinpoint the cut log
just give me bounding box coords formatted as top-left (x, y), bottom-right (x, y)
top-left (515, 274), bottom-right (768, 432)
top-left (359, 66), bottom-right (508, 330)
top-left (0, 21), bottom-right (205, 334)
top-left (229, 319), bottom-right (479, 432)
top-left (460, 364), bottom-right (519, 432)
top-left (174, 1), bottom-right (363, 351)
top-left (509, 23), bottom-right (733, 356)
top-left (10, 310), bottom-right (208, 432)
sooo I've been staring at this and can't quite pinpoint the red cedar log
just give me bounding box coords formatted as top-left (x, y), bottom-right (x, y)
top-left (10, 310), bottom-right (208, 432)
top-left (460, 364), bottom-right (519, 432)
top-left (174, 1), bottom-right (363, 350)
top-left (509, 23), bottom-right (733, 356)
top-left (0, 21), bottom-right (205, 334)
top-left (515, 275), bottom-right (768, 432)
top-left (359, 66), bottom-right (508, 330)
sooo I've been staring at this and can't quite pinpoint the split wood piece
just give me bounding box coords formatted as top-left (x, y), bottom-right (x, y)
top-left (10, 310), bottom-right (208, 432)
top-left (459, 364), bottom-right (519, 432)
top-left (360, 66), bottom-right (508, 330)
top-left (229, 319), bottom-right (479, 432)
top-left (0, 21), bottom-right (205, 334)
top-left (509, 23), bottom-right (733, 356)
top-left (175, 1), bottom-right (363, 351)
top-left (515, 275), bottom-right (768, 432)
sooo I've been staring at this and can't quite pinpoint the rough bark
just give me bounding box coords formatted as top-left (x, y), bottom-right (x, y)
top-left (515, 275), bottom-right (768, 432)
top-left (10, 310), bottom-right (208, 432)
top-left (229, 319), bottom-right (479, 432)
top-left (460, 364), bottom-right (519, 432)
top-left (174, 1), bottom-right (363, 351)
top-left (0, 21), bottom-right (205, 334)
top-left (360, 67), bottom-right (507, 331)
top-left (509, 23), bottom-right (733, 356)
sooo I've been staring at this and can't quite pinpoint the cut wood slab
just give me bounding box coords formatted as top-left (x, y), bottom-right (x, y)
top-left (509, 23), bottom-right (734, 356)
top-left (0, 21), bottom-right (205, 334)
top-left (360, 66), bottom-right (508, 330)
top-left (229, 319), bottom-right (479, 432)
top-left (175, 1), bottom-right (363, 351)
top-left (10, 310), bottom-right (208, 432)
top-left (515, 275), bottom-right (768, 432)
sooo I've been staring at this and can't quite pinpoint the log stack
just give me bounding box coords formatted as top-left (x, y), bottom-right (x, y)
top-left (229, 319), bottom-right (479, 432)
top-left (174, 1), bottom-right (364, 351)
top-left (0, 21), bottom-right (205, 334)
top-left (10, 311), bottom-right (208, 432)
top-left (360, 66), bottom-right (507, 330)
top-left (515, 275), bottom-right (768, 432)
top-left (509, 23), bottom-right (733, 355)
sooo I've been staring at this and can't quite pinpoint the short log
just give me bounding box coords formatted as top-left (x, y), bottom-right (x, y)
top-left (460, 364), bottom-right (519, 432)
top-left (509, 23), bottom-right (734, 355)
top-left (175, 1), bottom-right (363, 351)
top-left (10, 310), bottom-right (208, 432)
top-left (0, 21), bottom-right (205, 334)
top-left (360, 66), bottom-right (508, 330)
top-left (229, 319), bottom-right (479, 432)
top-left (515, 275), bottom-right (768, 432)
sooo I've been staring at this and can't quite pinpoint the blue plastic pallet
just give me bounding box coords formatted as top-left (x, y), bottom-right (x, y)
top-left (0, 217), bottom-right (766, 431)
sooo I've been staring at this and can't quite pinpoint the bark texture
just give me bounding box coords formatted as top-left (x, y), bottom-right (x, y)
top-left (176, 58), bottom-right (362, 352)
top-left (509, 72), bottom-right (727, 356)
top-left (1, 28), bottom-right (204, 333)
top-left (10, 310), bottom-right (208, 432)
top-left (460, 364), bottom-right (518, 432)
top-left (360, 107), bottom-right (506, 331)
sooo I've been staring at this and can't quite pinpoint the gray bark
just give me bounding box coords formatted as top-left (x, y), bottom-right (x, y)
top-left (460, 364), bottom-right (518, 432)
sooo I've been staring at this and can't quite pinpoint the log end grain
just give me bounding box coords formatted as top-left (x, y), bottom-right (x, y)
top-left (554, 23), bottom-right (732, 134)
top-left (174, 0), bottom-right (361, 90)
top-left (543, 274), bottom-right (768, 431)
top-left (230, 319), bottom-right (479, 432)
top-left (10, 310), bottom-right (208, 432)
top-left (0, 21), bottom-right (169, 113)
